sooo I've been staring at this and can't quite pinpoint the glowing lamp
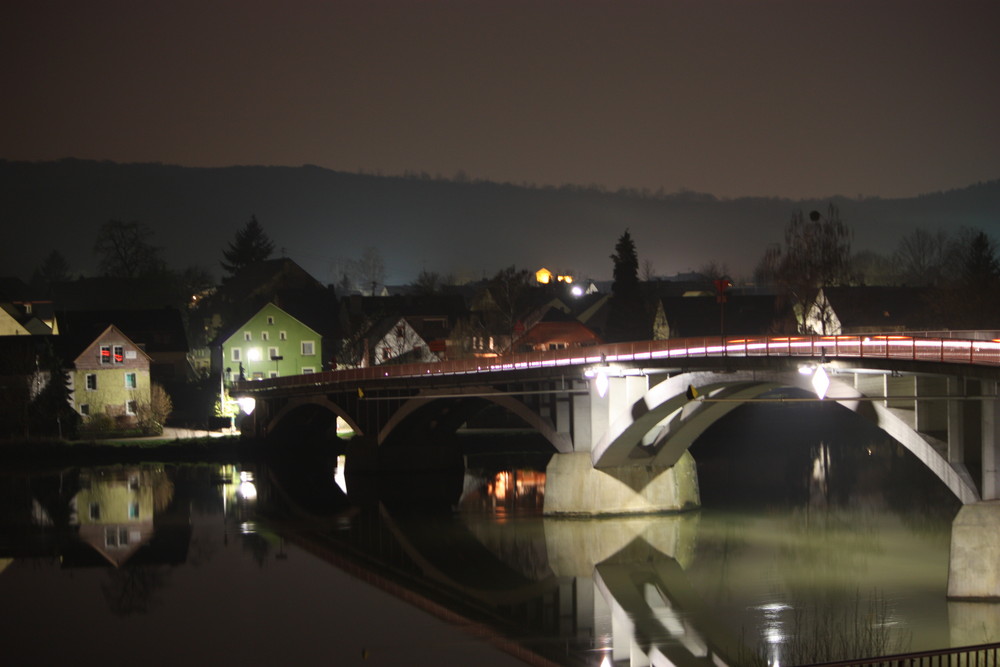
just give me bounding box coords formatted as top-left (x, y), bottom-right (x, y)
top-left (237, 396), bottom-right (256, 415)
top-left (812, 366), bottom-right (830, 400)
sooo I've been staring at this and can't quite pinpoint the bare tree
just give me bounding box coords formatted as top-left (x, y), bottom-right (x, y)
top-left (892, 228), bottom-right (950, 286)
top-left (759, 205), bottom-right (853, 334)
top-left (94, 220), bottom-right (165, 279)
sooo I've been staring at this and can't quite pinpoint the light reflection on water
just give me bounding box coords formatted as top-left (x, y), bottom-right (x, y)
top-left (0, 456), bottom-right (991, 666)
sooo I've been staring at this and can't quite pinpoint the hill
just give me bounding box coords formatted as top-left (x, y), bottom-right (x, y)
top-left (2, 159), bottom-right (998, 285)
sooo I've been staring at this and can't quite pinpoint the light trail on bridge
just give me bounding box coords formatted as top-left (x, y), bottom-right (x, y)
top-left (236, 333), bottom-right (1000, 394)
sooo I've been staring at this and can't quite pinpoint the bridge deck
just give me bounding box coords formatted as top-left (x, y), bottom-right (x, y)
top-left (237, 333), bottom-right (1000, 394)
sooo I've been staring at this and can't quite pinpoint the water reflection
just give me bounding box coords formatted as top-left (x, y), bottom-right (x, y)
top-left (0, 454), bottom-right (995, 665)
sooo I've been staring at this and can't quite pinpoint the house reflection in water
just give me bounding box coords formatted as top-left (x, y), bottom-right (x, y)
top-left (72, 467), bottom-right (174, 567)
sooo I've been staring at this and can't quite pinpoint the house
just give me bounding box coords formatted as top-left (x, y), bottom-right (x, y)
top-left (368, 316), bottom-right (441, 365)
top-left (339, 294), bottom-right (466, 366)
top-left (58, 309), bottom-right (190, 382)
top-left (216, 302), bottom-right (325, 382)
top-left (802, 287), bottom-right (931, 335)
top-left (653, 294), bottom-right (791, 339)
top-left (511, 306), bottom-right (603, 353)
top-left (0, 301), bottom-right (58, 336)
top-left (56, 324), bottom-right (152, 422)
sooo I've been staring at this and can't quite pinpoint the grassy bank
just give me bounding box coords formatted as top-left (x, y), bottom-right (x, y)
top-left (0, 435), bottom-right (263, 467)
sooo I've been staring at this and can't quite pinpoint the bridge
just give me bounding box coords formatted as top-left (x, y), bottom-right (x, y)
top-left (235, 333), bottom-right (1000, 600)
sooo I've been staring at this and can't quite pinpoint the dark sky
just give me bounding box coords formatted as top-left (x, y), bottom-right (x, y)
top-left (3, 0), bottom-right (998, 200)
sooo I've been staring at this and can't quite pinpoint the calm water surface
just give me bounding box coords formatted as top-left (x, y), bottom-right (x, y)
top-left (0, 404), bottom-right (985, 665)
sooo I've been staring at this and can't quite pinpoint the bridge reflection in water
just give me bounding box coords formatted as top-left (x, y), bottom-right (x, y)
top-left (0, 443), bottom-right (989, 666)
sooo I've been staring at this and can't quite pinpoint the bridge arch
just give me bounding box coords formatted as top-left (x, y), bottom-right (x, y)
top-left (266, 395), bottom-right (361, 440)
top-left (378, 387), bottom-right (573, 453)
top-left (593, 369), bottom-right (979, 504)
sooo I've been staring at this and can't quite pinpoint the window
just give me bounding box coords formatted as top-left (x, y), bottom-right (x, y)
top-left (113, 345), bottom-right (124, 363)
top-left (105, 527), bottom-right (129, 548)
top-left (100, 345), bottom-right (112, 364)
top-left (80, 404), bottom-right (90, 416)
top-left (244, 331), bottom-right (252, 341)
top-left (268, 371), bottom-right (279, 378)
top-left (86, 374), bottom-right (97, 390)
top-left (126, 400), bottom-right (137, 416)
top-left (231, 348), bottom-right (241, 362)
top-left (267, 316), bottom-right (275, 325)
top-left (90, 503), bottom-right (101, 520)
top-left (252, 372), bottom-right (264, 380)
top-left (268, 347), bottom-right (279, 360)
top-left (279, 331), bottom-right (287, 341)
top-left (125, 372), bottom-right (137, 389)
top-left (261, 331), bottom-right (269, 341)
top-left (301, 341), bottom-right (315, 356)
top-left (301, 367), bottom-right (315, 374)
top-left (128, 502), bottom-right (140, 519)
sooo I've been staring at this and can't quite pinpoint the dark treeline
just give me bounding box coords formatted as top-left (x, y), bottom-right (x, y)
top-left (3, 159), bottom-right (999, 288)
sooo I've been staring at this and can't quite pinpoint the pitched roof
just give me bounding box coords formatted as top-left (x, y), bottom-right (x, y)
top-left (658, 294), bottom-right (789, 337)
top-left (57, 309), bottom-right (189, 354)
top-left (820, 286), bottom-right (931, 330)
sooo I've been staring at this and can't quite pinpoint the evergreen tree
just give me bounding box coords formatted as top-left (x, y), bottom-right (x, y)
top-left (606, 230), bottom-right (648, 342)
top-left (221, 215), bottom-right (275, 276)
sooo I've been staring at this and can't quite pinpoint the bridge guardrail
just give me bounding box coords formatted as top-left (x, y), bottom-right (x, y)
top-left (801, 641), bottom-right (1000, 667)
top-left (235, 333), bottom-right (1000, 393)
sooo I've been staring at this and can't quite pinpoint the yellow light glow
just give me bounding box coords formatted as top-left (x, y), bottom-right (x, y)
top-left (535, 268), bottom-right (553, 284)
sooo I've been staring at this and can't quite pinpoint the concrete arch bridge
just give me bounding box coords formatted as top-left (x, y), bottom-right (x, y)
top-left (236, 333), bottom-right (1000, 600)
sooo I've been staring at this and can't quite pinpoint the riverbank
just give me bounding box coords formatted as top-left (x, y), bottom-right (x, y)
top-left (0, 428), bottom-right (261, 467)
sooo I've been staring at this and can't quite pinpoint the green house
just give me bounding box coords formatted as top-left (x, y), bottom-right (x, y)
top-left (220, 303), bottom-right (323, 381)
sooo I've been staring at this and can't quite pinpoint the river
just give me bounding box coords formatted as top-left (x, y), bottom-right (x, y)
top-left (0, 401), bottom-right (988, 666)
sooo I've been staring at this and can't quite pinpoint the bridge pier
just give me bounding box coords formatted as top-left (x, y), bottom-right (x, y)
top-left (543, 451), bottom-right (700, 516)
top-left (948, 500), bottom-right (1000, 601)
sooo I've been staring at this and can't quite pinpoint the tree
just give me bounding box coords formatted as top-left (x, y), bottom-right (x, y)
top-left (892, 228), bottom-right (949, 286)
top-left (606, 230), bottom-right (648, 342)
top-left (135, 383), bottom-right (173, 436)
top-left (759, 206), bottom-right (853, 334)
top-left (221, 215), bottom-right (275, 276)
top-left (353, 247), bottom-right (386, 295)
top-left (484, 266), bottom-right (534, 354)
top-left (94, 220), bottom-right (165, 279)
top-left (31, 250), bottom-right (71, 290)
top-left (412, 269), bottom-right (441, 294)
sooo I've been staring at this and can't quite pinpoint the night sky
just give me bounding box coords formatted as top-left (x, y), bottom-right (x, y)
top-left (3, 0), bottom-right (999, 200)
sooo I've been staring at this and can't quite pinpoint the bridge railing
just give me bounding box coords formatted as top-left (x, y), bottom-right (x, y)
top-left (236, 334), bottom-right (1000, 393)
top-left (801, 641), bottom-right (1000, 667)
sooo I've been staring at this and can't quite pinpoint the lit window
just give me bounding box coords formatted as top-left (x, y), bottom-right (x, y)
top-left (113, 345), bottom-right (124, 363)
top-left (100, 345), bottom-right (112, 364)
top-left (244, 331), bottom-right (252, 341)
top-left (279, 331), bottom-right (287, 341)
top-left (232, 348), bottom-right (241, 362)
top-left (86, 374), bottom-right (97, 390)
top-left (125, 373), bottom-right (137, 389)
top-left (301, 341), bottom-right (315, 356)
top-left (261, 331), bottom-right (269, 341)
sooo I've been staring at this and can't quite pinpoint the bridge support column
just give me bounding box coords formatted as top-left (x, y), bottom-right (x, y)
top-left (542, 451), bottom-right (700, 516)
top-left (948, 376), bottom-right (966, 465)
top-left (948, 500), bottom-right (1000, 600)
top-left (982, 381), bottom-right (1000, 500)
